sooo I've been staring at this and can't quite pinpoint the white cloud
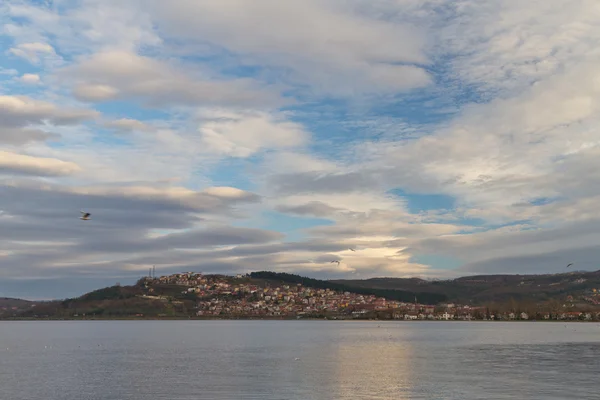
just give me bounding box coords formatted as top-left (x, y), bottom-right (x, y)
top-left (147, 0), bottom-right (431, 94)
top-left (202, 186), bottom-right (259, 201)
top-left (198, 110), bottom-right (309, 157)
top-left (348, 2), bottom-right (600, 224)
top-left (61, 50), bottom-right (286, 108)
top-left (0, 151), bottom-right (82, 176)
top-left (0, 68), bottom-right (18, 76)
top-left (18, 73), bottom-right (40, 84)
top-left (0, 95), bottom-right (99, 127)
top-left (3, 0), bottom-right (160, 55)
top-left (103, 118), bottom-right (152, 132)
top-left (72, 84), bottom-right (119, 102)
top-left (261, 151), bottom-right (339, 175)
top-left (8, 42), bottom-right (56, 64)
top-left (64, 0), bottom-right (162, 51)
top-left (0, 95), bottom-right (97, 145)
top-left (440, 0), bottom-right (600, 97)
top-left (275, 193), bottom-right (402, 216)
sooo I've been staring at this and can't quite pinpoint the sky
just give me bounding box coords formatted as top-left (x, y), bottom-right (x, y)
top-left (2, 0), bottom-right (600, 299)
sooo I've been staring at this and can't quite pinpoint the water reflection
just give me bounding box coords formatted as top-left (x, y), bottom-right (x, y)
top-left (329, 326), bottom-right (414, 399)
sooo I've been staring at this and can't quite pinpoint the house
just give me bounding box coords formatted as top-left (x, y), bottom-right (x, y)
top-left (520, 312), bottom-right (529, 320)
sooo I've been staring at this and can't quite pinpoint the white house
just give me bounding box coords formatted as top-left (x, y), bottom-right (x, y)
top-left (520, 312), bottom-right (529, 320)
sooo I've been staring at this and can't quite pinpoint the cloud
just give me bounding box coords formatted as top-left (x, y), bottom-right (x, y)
top-left (0, 95), bottom-right (99, 127)
top-left (275, 201), bottom-right (341, 218)
top-left (0, 68), bottom-right (18, 76)
top-left (439, 0), bottom-right (600, 97)
top-left (197, 110), bottom-right (309, 157)
top-left (61, 225), bottom-right (285, 254)
top-left (147, 0), bottom-right (431, 94)
top-left (307, 209), bottom-right (461, 241)
top-left (2, 0), bottom-right (160, 56)
top-left (409, 217), bottom-right (600, 276)
top-left (18, 73), bottom-right (41, 84)
top-left (0, 178), bottom-right (268, 281)
top-left (364, 3), bottom-right (600, 231)
top-left (8, 42), bottom-right (55, 63)
top-left (0, 127), bottom-right (57, 145)
top-left (0, 151), bottom-right (82, 177)
top-left (460, 245), bottom-right (600, 275)
top-left (0, 180), bottom-right (261, 219)
top-left (0, 95), bottom-right (97, 146)
top-left (103, 118), bottom-right (152, 132)
top-left (61, 0), bottom-right (162, 51)
top-left (268, 170), bottom-right (381, 195)
top-left (202, 186), bottom-right (260, 201)
top-left (61, 50), bottom-right (286, 108)
top-left (73, 84), bottom-right (119, 102)
top-left (157, 226), bottom-right (283, 249)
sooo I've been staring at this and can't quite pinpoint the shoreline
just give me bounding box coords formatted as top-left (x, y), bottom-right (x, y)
top-left (1, 317), bottom-right (597, 322)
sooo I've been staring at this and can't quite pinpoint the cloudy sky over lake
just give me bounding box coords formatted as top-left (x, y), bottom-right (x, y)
top-left (2, 0), bottom-right (600, 299)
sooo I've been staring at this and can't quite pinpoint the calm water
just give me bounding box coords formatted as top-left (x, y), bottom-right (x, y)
top-left (0, 321), bottom-right (599, 399)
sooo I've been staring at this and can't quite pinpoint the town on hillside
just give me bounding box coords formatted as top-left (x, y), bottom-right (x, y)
top-left (139, 272), bottom-right (600, 321)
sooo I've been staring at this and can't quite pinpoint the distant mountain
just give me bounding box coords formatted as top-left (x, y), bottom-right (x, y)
top-left (332, 270), bottom-right (600, 304)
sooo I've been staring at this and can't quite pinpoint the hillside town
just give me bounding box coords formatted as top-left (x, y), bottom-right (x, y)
top-left (142, 272), bottom-right (600, 321)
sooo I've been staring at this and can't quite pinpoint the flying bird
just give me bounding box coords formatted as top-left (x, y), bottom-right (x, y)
top-left (331, 260), bottom-right (341, 265)
top-left (348, 248), bottom-right (356, 252)
top-left (566, 263), bottom-right (573, 268)
top-left (80, 211), bottom-right (91, 220)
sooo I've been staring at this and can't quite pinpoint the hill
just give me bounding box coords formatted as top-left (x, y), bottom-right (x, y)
top-left (8, 272), bottom-right (448, 319)
top-left (13, 282), bottom-right (192, 319)
top-left (250, 271), bottom-right (447, 304)
top-left (332, 270), bottom-right (600, 304)
top-left (0, 297), bottom-right (34, 317)
top-left (4, 270), bottom-right (600, 320)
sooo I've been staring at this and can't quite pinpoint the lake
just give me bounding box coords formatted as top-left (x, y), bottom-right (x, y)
top-left (0, 321), bottom-right (598, 399)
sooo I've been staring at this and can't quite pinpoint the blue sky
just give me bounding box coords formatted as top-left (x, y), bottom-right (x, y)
top-left (2, 0), bottom-right (600, 298)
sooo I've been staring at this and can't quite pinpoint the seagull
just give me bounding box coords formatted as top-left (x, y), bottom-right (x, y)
top-left (80, 211), bottom-right (91, 220)
top-left (331, 260), bottom-right (341, 265)
top-left (566, 263), bottom-right (573, 268)
top-left (348, 248), bottom-right (356, 252)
